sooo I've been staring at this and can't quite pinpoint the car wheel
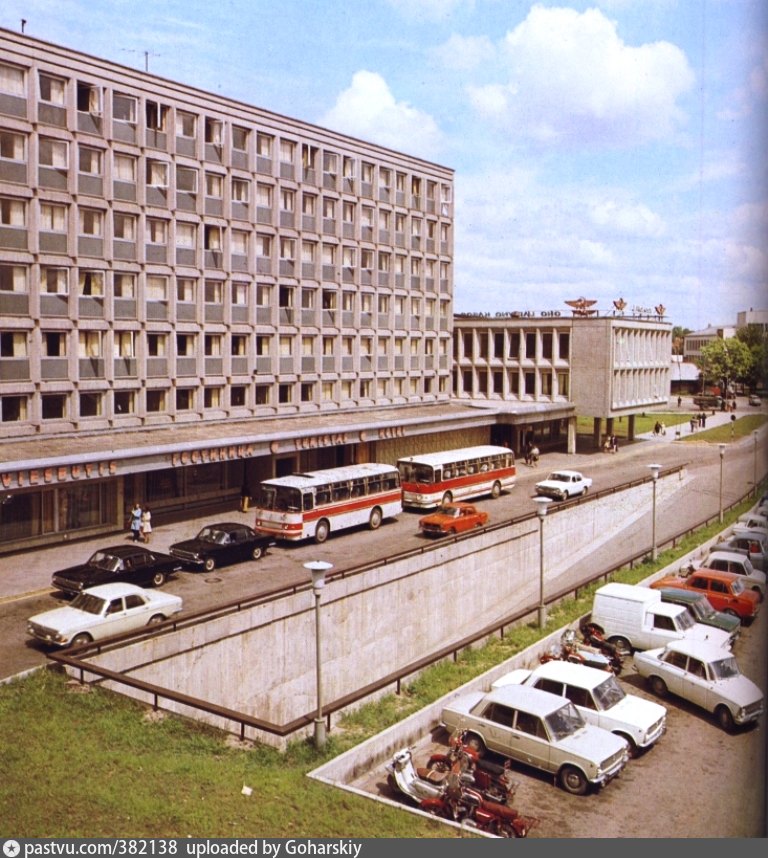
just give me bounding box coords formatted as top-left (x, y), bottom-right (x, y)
top-left (582, 485), bottom-right (589, 495)
top-left (559, 765), bottom-right (589, 796)
top-left (463, 732), bottom-right (486, 757)
top-left (147, 614), bottom-right (165, 625)
top-left (369, 507), bottom-right (383, 531)
top-left (560, 491), bottom-right (568, 501)
top-left (151, 571), bottom-right (167, 587)
top-left (616, 733), bottom-right (639, 758)
top-left (441, 491), bottom-right (453, 506)
top-left (70, 632), bottom-right (93, 647)
top-left (251, 546), bottom-right (263, 561)
top-left (203, 558), bottom-right (216, 573)
top-left (649, 676), bottom-right (668, 698)
top-left (752, 586), bottom-right (764, 602)
top-left (715, 705), bottom-right (735, 732)
top-left (314, 519), bottom-right (330, 544)
top-left (608, 636), bottom-right (632, 656)
top-left (490, 481), bottom-right (502, 499)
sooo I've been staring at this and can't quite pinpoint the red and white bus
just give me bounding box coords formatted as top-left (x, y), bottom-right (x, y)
top-left (397, 445), bottom-right (516, 509)
top-left (252, 462), bottom-right (402, 544)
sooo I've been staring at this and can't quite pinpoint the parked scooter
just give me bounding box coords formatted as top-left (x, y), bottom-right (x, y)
top-left (540, 628), bottom-right (623, 675)
top-left (385, 747), bottom-right (538, 838)
top-left (579, 624), bottom-right (626, 671)
top-left (425, 729), bottom-right (515, 804)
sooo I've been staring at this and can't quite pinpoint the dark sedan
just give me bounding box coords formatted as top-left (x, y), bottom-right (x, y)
top-left (169, 522), bottom-right (274, 572)
top-left (51, 545), bottom-right (182, 597)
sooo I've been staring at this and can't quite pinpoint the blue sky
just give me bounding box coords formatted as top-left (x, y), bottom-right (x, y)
top-left (3, 0), bottom-right (766, 331)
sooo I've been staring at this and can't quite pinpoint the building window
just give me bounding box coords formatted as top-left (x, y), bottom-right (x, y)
top-left (204, 334), bottom-right (222, 356)
top-left (557, 372), bottom-right (570, 396)
top-left (204, 387), bottom-right (222, 408)
top-left (146, 275), bottom-right (168, 302)
top-left (204, 225), bottom-right (222, 250)
top-left (231, 230), bottom-right (248, 256)
top-left (147, 333), bottom-right (167, 356)
top-left (301, 383), bottom-right (314, 403)
top-left (176, 222), bottom-right (196, 250)
top-left (254, 385), bottom-right (270, 406)
top-left (114, 153), bottom-right (136, 182)
top-left (279, 335), bottom-right (293, 356)
top-left (205, 117), bottom-right (223, 145)
top-left (256, 133), bottom-right (272, 157)
top-left (113, 212), bottom-right (135, 240)
top-left (78, 270), bottom-right (104, 296)
top-left (541, 371), bottom-right (553, 396)
top-left (176, 277), bottom-right (196, 302)
top-left (147, 159), bottom-right (169, 187)
top-left (176, 333), bottom-right (195, 356)
top-left (40, 202), bottom-right (66, 233)
top-left (341, 380), bottom-right (354, 399)
top-left (0, 130), bottom-right (26, 163)
top-left (231, 334), bottom-right (248, 355)
top-left (0, 331), bottom-right (27, 357)
top-left (43, 331), bottom-right (67, 356)
top-left (176, 111), bottom-right (196, 138)
top-left (79, 208), bottom-right (102, 236)
top-left (78, 331), bottom-right (101, 357)
top-left (146, 390), bottom-right (166, 412)
top-left (559, 332), bottom-right (570, 359)
top-left (232, 282), bottom-right (248, 307)
top-left (0, 198), bottom-right (25, 227)
top-left (176, 165), bottom-right (198, 193)
top-left (542, 332), bottom-right (553, 360)
top-left (114, 391), bottom-right (135, 414)
top-left (113, 93), bottom-right (137, 124)
top-left (232, 177), bottom-right (249, 202)
top-left (232, 125), bottom-right (249, 151)
top-left (78, 146), bottom-right (103, 176)
top-left (205, 172), bottom-right (224, 198)
top-left (231, 386), bottom-right (247, 407)
top-left (114, 273), bottom-right (136, 298)
top-left (146, 218), bottom-right (168, 245)
top-left (256, 283), bottom-right (271, 306)
top-left (38, 73), bottom-right (66, 104)
top-left (145, 100), bottom-right (169, 131)
top-left (280, 139), bottom-right (295, 165)
top-left (79, 392), bottom-right (102, 417)
top-left (278, 384), bottom-right (292, 404)
top-left (525, 332), bottom-right (536, 358)
top-left (524, 371), bottom-right (536, 395)
top-left (42, 394), bottom-right (67, 420)
top-left (176, 388), bottom-right (194, 411)
top-left (42, 267), bottom-right (68, 294)
top-left (205, 280), bottom-right (223, 304)
top-left (114, 331), bottom-right (135, 357)
top-left (1, 395), bottom-right (27, 422)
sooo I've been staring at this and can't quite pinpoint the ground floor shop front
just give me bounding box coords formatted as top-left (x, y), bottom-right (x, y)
top-left (0, 401), bottom-right (576, 555)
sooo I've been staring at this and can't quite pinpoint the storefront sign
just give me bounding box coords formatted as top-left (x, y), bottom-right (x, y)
top-left (170, 444), bottom-right (256, 467)
top-left (454, 311), bottom-right (562, 319)
top-left (1, 460), bottom-right (117, 488)
top-left (292, 433), bottom-right (351, 451)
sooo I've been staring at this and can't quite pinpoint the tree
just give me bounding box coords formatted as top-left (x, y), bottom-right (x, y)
top-left (698, 338), bottom-right (753, 394)
top-left (671, 326), bottom-right (691, 356)
top-left (736, 325), bottom-right (768, 391)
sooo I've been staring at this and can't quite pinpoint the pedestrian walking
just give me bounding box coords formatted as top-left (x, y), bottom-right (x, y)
top-left (129, 502), bottom-right (142, 541)
top-left (611, 435), bottom-right (618, 453)
top-left (660, 421), bottom-right (666, 436)
top-left (530, 445), bottom-right (540, 467)
top-left (141, 506), bottom-right (152, 543)
top-left (690, 417), bottom-right (696, 433)
top-left (677, 395), bottom-right (682, 408)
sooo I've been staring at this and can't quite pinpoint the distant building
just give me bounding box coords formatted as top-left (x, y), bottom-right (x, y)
top-left (736, 309), bottom-right (768, 335)
top-left (683, 325), bottom-right (737, 363)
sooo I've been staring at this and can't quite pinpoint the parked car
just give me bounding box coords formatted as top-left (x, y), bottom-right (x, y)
top-left (491, 660), bottom-right (666, 756)
top-left (169, 522), bottom-right (274, 571)
top-left (650, 569), bottom-right (760, 624)
top-left (418, 502), bottom-right (489, 537)
top-left (534, 470), bottom-right (592, 501)
top-left (748, 394), bottom-right (762, 406)
top-left (633, 639), bottom-right (764, 732)
top-left (737, 512), bottom-right (768, 532)
top-left (51, 545), bottom-right (182, 597)
top-left (656, 587), bottom-right (741, 641)
top-left (27, 582), bottom-right (183, 648)
top-left (711, 529), bottom-right (766, 572)
top-left (702, 550), bottom-right (765, 599)
top-left (439, 684), bottom-right (630, 795)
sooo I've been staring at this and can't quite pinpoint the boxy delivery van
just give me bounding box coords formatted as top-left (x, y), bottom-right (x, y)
top-left (587, 583), bottom-right (733, 653)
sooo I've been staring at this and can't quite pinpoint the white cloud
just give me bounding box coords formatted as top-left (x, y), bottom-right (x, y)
top-left (429, 33), bottom-right (496, 71)
top-left (386, 0), bottom-right (473, 23)
top-left (590, 200), bottom-right (665, 237)
top-left (320, 71), bottom-right (442, 159)
top-left (467, 4), bottom-right (694, 148)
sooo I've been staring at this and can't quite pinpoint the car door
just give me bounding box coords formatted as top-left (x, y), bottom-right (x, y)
top-left (509, 708), bottom-right (552, 774)
top-left (658, 650), bottom-right (688, 696)
top-left (99, 595), bottom-right (132, 637)
top-left (679, 655), bottom-right (711, 709)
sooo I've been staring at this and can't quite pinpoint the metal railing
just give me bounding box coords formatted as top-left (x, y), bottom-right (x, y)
top-left (50, 464), bottom-right (757, 741)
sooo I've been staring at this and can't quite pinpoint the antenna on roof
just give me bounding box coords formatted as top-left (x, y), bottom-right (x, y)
top-left (120, 48), bottom-right (161, 72)
top-left (21, 19), bottom-right (27, 33)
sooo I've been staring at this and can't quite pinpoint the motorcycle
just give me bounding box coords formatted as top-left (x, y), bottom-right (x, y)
top-left (424, 729), bottom-right (515, 804)
top-left (580, 624), bottom-right (626, 671)
top-left (385, 747), bottom-right (538, 838)
top-left (540, 628), bottom-right (623, 675)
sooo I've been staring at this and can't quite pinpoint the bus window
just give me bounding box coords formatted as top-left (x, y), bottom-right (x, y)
top-left (316, 486), bottom-right (330, 505)
top-left (332, 483), bottom-right (350, 501)
top-left (302, 493), bottom-right (313, 511)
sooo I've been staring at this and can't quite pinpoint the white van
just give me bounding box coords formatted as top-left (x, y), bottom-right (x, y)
top-left (588, 582), bottom-right (733, 653)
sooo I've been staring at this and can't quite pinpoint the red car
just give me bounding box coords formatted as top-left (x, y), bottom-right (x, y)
top-left (418, 502), bottom-right (490, 537)
top-left (651, 569), bottom-right (759, 624)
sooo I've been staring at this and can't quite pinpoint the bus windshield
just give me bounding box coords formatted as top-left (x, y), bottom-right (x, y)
top-left (254, 485), bottom-right (303, 512)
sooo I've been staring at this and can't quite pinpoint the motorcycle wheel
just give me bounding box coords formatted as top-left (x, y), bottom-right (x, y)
top-left (426, 759), bottom-right (450, 774)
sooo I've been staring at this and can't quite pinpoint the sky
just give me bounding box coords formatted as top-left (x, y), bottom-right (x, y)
top-left (3, 0), bottom-right (766, 332)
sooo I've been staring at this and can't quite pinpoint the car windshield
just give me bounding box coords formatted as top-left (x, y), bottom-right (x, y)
top-left (441, 507), bottom-right (461, 518)
top-left (198, 527), bottom-right (226, 544)
top-left (731, 578), bottom-right (745, 595)
top-left (545, 701), bottom-right (585, 740)
top-left (676, 610), bottom-right (695, 630)
top-left (692, 598), bottom-right (716, 620)
top-left (709, 656), bottom-right (741, 680)
top-left (548, 473), bottom-right (569, 482)
top-left (592, 676), bottom-right (626, 710)
top-left (70, 593), bottom-right (107, 615)
top-left (87, 551), bottom-right (121, 572)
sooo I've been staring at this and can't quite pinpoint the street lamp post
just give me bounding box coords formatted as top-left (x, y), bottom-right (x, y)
top-left (304, 560), bottom-right (333, 750)
top-left (753, 431), bottom-right (759, 499)
top-left (718, 443), bottom-right (726, 524)
top-left (534, 497), bottom-right (552, 628)
top-left (648, 464), bottom-right (661, 561)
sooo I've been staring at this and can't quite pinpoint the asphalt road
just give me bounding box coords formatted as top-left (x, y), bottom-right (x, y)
top-left (2, 424), bottom-right (765, 681)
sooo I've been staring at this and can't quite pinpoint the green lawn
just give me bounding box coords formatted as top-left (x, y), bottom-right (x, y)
top-left (577, 412), bottom-right (766, 441)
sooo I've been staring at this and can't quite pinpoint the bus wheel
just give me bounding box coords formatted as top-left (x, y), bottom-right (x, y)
top-left (314, 519), bottom-right (330, 544)
top-left (369, 507), bottom-right (383, 530)
top-left (441, 491), bottom-right (453, 506)
top-left (490, 481), bottom-right (502, 499)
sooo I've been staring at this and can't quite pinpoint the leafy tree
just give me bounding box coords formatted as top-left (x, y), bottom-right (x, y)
top-left (736, 325), bottom-right (768, 390)
top-left (698, 337), bottom-right (753, 394)
top-left (671, 326), bottom-right (691, 355)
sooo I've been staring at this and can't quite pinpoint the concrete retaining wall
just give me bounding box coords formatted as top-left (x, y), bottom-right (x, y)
top-left (80, 471), bottom-right (684, 746)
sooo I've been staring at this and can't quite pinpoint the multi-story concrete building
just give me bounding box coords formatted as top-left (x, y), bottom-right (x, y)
top-left (683, 324), bottom-right (737, 363)
top-left (453, 313), bottom-right (671, 451)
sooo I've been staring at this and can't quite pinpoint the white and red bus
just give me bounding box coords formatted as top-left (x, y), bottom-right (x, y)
top-left (397, 445), bottom-right (516, 509)
top-left (252, 462), bottom-right (402, 544)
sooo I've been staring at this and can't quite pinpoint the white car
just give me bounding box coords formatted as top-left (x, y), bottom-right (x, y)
top-left (702, 549), bottom-right (766, 599)
top-left (633, 639), bottom-right (764, 732)
top-left (535, 470), bottom-right (592, 501)
top-left (492, 660), bottom-right (666, 756)
top-left (27, 582), bottom-right (183, 648)
top-left (439, 683), bottom-right (629, 795)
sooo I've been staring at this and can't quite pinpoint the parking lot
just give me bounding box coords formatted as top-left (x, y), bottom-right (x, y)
top-left (347, 608), bottom-right (767, 838)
